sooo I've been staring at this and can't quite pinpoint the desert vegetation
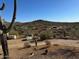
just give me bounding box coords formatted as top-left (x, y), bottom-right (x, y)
top-left (1, 19), bottom-right (79, 59)
top-left (0, 0), bottom-right (79, 59)
top-left (7, 20), bottom-right (79, 40)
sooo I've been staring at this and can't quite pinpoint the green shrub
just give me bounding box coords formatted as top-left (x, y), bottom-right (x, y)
top-left (39, 32), bottom-right (50, 41)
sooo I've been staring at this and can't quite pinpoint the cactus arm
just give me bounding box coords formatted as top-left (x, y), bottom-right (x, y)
top-left (0, 2), bottom-right (5, 10)
top-left (0, 17), bottom-right (4, 25)
top-left (7, 0), bottom-right (17, 33)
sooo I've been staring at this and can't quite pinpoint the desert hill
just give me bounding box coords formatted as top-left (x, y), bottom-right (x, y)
top-left (6, 19), bottom-right (79, 40)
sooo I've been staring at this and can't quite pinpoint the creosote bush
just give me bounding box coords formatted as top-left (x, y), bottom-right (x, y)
top-left (45, 40), bottom-right (51, 47)
top-left (24, 42), bottom-right (31, 48)
top-left (39, 32), bottom-right (50, 41)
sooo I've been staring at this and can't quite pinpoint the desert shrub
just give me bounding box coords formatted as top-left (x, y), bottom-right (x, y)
top-left (45, 40), bottom-right (51, 47)
top-left (24, 42), bottom-right (31, 48)
top-left (53, 44), bottom-right (59, 46)
top-left (9, 29), bottom-right (19, 36)
top-left (39, 32), bottom-right (50, 41)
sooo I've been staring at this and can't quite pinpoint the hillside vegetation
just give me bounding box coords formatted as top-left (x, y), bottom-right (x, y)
top-left (7, 20), bottom-right (79, 40)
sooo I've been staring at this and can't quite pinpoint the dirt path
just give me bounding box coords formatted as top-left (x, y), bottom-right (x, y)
top-left (0, 39), bottom-right (79, 49)
top-left (0, 39), bottom-right (79, 59)
top-left (31, 39), bottom-right (79, 47)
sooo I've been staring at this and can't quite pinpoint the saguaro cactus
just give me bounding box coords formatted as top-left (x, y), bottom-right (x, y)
top-left (0, 0), bottom-right (17, 59)
top-left (0, 2), bottom-right (5, 10)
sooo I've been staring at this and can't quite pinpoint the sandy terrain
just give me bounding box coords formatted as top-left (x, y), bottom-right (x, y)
top-left (0, 39), bottom-right (79, 59)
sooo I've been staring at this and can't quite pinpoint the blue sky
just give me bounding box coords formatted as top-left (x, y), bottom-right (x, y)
top-left (0, 0), bottom-right (79, 22)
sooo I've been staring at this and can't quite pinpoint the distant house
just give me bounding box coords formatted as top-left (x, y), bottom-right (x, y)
top-left (25, 33), bottom-right (40, 42)
top-left (26, 34), bottom-right (34, 42)
top-left (9, 35), bottom-right (16, 39)
top-left (7, 33), bottom-right (17, 40)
